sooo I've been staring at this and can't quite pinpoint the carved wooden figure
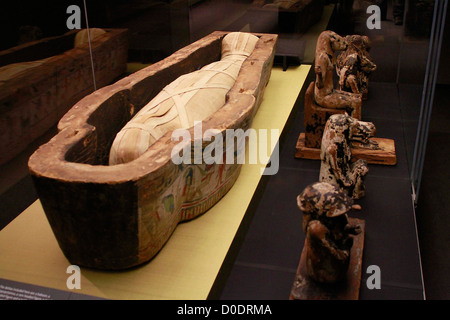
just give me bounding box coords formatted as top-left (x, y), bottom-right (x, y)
top-left (336, 35), bottom-right (376, 100)
top-left (301, 30), bottom-right (363, 150)
top-left (314, 31), bottom-right (362, 119)
top-left (297, 182), bottom-right (361, 283)
top-left (296, 33), bottom-right (395, 164)
top-left (110, 32), bottom-right (259, 165)
top-left (319, 113), bottom-right (377, 199)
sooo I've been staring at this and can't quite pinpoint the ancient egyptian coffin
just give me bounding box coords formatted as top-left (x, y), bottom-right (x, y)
top-left (28, 31), bottom-right (277, 270)
top-left (252, 0), bottom-right (324, 33)
top-left (0, 28), bottom-right (128, 166)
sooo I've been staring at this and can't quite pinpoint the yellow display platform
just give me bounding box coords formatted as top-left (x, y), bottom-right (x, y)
top-left (0, 65), bottom-right (310, 300)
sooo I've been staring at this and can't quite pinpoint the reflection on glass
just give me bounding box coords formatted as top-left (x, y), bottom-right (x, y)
top-left (0, 0), bottom-right (438, 185)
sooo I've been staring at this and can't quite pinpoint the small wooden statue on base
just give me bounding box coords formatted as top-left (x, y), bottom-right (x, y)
top-left (295, 31), bottom-right (396, 166)
top-left (319, 113), bottom-right (377, 199)
top-left (313, 31), bottom-right (362, 120)
top-left (298, 30), bottom-right (362, 151)
top-left (290, 182), bottom-right (365, 300)
top-left (297, 182), bottom-right (362, 283)
top-left (336, 35), bottom-right (376, 100)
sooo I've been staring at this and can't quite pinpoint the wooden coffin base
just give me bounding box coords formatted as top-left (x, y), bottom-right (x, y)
top-left (295, 132), bottom-right (397, 165)
top-left (289, 218), bottom-right (365, 300)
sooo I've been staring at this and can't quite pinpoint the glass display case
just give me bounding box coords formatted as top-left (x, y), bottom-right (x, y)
top-left (0, 0), bottom-right (447, 301)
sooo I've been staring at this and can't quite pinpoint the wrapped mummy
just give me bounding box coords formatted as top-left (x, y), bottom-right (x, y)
top-left (109, 32), bottom-right (259, 165)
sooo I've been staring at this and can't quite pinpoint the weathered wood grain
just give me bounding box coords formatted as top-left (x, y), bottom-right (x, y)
top-left (303, 81), bottom-right (349, 149)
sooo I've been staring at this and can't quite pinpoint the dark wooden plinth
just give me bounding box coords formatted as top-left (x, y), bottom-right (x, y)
top-left (295, 133), bottom-right (397, 165)
top-left (289, 218), bottom-right (365, 300)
